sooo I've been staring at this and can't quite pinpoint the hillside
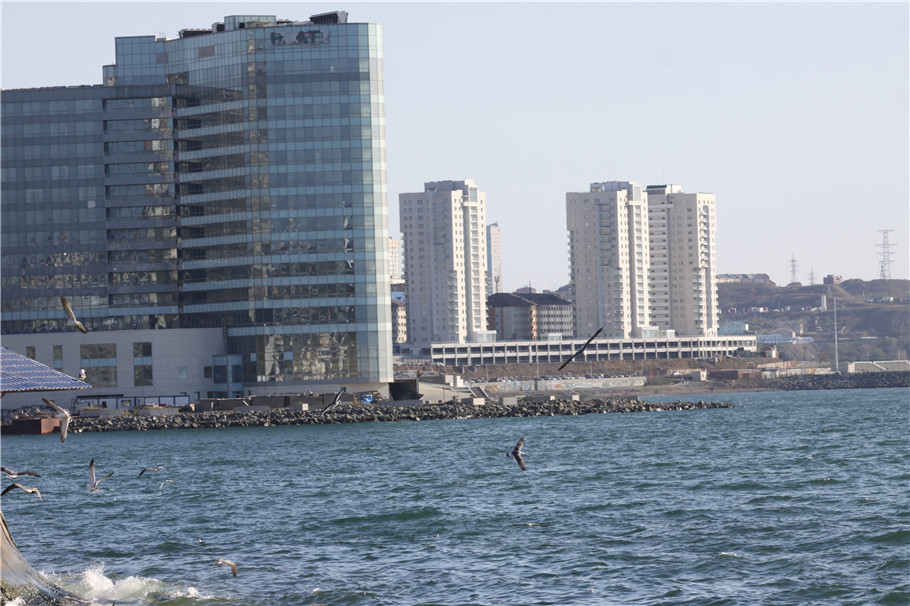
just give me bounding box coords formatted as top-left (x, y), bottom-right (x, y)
top-left (718, 278), bottom-right (909, 310)
top-left (718, 278), bottom-right (909, 362)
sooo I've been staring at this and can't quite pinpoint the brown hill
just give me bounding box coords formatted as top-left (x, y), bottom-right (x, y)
top-left (718, 278), bottom-right (908, 311)
top-left (719, 278), bottom-right (909, 362)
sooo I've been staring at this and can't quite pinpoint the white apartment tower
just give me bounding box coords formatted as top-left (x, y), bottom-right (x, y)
top-left (566, 181), bottom-right (652, 339)
top-left (486, 222), bottom-right (503, 295)
top-left (399, 180), bottom-right (488, 346)
top-left (646, 185), bottom-right (719, 336)
top-left (388, 237), bottom-right (404, 284)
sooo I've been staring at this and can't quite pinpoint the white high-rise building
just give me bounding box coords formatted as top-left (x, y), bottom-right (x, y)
top-left (389, 237), bottom-right (404, 284)
top-left (566, 181), bottom-right (652, 339)
top-left (399, 180), bottom-right (488, 346)
top-left (486, 222), bottom-right (503, 295)
top-left (646, 185), bottom-right (718, 336)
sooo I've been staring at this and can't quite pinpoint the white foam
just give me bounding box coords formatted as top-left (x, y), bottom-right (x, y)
top-left (45, 563), bottom-right (214, 603)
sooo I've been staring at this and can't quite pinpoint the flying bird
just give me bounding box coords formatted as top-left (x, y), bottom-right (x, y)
top-left (61, 296), bottom-right (88, 333)
top-left (42, 398), bottom-right (71, 443)
top-left (1, 483), bottom-right (44, 503)
top-left (214, 558), bottom-right (238, 577)
top-left (138, 466), bottom-right (168, 477)
top-left (159, 480), bottom-right (175, 490)
top-left (507, 437), bottom-right (527, 471)
top-left (557, 327), bottom-right (603, 371)
top-left (87, 458), bottom-right (114, 493)
top-left (321, 386), bottom-right (346, 415)
top-left (1, 467), bottom-right (40, 480)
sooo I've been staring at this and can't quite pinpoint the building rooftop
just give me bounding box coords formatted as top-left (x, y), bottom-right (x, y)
top-left (488, 292), bottom-right (571, 307)
top-left (178, 12), bottom-right (349, 39)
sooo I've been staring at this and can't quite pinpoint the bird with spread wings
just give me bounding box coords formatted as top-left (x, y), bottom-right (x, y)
top-left (61, 296), bottom-right (88, 334)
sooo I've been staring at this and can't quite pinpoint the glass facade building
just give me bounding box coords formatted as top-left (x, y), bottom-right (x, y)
top-left (1, 12), bottom-right (393, 397)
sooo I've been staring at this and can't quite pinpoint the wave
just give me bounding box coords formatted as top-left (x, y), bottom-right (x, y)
top-left (330, 506), bottom-right (444, 526)
top-left (46, 563), bottom-right (216, 604)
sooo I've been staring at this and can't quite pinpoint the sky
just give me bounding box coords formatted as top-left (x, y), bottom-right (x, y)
top-left (2, 1), bottom-right (908, 291)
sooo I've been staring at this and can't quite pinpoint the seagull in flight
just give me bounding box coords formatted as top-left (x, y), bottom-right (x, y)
top-left (321, 386), bottom-right (346, 415)
top-left (1, 467), bottom-right (41, 480)
top-left (507, 437), bottom-right (527, 471)
top-left (557, 327), bottom-right (603, 371)
top-left (159, 480), bottom-right (175, 490)
top-left (42, 398), bottom-right (71, 443)
top-left (138, 466), bottom-right (168, 477)
top-left (1, 483), bottom-right (44, 503)
top-left (61, 296), bottom-right (88, 334)
top-left (87, 458), bottom-right (114, 493)
top-left (214, 558), bottom-right (238, 577)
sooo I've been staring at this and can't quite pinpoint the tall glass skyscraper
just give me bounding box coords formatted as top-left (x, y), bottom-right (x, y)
top-left (1, 12), bottom-right (392, 400)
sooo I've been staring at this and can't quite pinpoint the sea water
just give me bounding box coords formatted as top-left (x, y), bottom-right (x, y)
top-left (1, 388), bottom-right (907, 605)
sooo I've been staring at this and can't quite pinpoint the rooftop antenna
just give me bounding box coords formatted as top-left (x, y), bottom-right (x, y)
top-left (789, 254), bottom-right (799, 284)
top-left (876, 229), bottom-right (895, 279)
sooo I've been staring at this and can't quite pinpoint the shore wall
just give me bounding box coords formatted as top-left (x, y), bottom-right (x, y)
top-left (754, 371), bottom-right (910, 391)
top-left (65, 398), bottom-right (733, 434)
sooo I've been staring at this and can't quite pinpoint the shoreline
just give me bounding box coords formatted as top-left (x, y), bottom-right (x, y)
top-left (543, 370), bottom-right (910, 399)
top-left (2, 373), bottom-right (906, 436)
top-left (62, 397), bottom-right (732, 434)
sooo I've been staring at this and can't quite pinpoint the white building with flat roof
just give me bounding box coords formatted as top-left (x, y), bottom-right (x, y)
top-left (646, 185), bottom-right (719, 336)
top-left (567, 181), bottom-right (652, 339)
top-left (399, 180), bottom-right (488, 346)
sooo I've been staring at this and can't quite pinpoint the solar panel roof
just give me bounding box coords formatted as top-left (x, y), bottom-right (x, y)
top-left (0, 348), bottom-right (90, 394)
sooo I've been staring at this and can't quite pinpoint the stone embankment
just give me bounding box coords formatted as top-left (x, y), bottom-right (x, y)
top-left (69, 398), bottom-right (733, 434)
top-left (757, 371), bottom-right (910, 392)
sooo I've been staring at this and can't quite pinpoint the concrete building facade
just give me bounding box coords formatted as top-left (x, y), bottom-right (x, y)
top-left (486, 222), bottom-right (503, 295)
top-left (390, 297), bottom-right (408, 345)
top-left (487, 292), bottom-right (573, 341)
top-left (399, 180), bottom-right (489, 347)
top-left (646, 185), bottom-right (719, 336)
top-left (566, 181), bottom-right (652, 339)
top-left (1, 12), bottom-right (393, 404)
top-left (389, 237), bottom-right (404, 284)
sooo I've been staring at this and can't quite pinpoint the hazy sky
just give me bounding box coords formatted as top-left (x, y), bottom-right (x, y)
top-left (3, 2), bottom-right (908, 291)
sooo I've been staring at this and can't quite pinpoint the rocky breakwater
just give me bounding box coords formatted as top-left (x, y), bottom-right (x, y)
top-left (762, 371), bottom-right (910, 392)
top-left (68, 398), bottom-right (733, 434)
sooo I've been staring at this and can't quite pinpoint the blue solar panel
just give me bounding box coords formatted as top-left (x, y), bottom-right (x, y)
top-left (0, 348), bottom-right (90, 394)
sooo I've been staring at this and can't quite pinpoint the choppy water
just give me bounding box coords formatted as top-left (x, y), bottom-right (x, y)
top-left (1, 388), bottom-right (907, 606)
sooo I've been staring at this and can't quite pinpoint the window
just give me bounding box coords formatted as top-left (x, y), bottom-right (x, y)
top-left (133, 342), bottom-right (153, 386)
top-left (81, 343), bottom-right (117, 387)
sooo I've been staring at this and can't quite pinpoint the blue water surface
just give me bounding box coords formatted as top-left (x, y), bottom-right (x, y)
top-left (1, 388), bottom-right (907, 605)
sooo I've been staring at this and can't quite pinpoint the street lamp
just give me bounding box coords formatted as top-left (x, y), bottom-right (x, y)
top-left (833, 295), bottom-right (839, 373)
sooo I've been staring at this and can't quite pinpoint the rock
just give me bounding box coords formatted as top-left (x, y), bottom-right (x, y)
top-left (63, 396), bottom-right (740, 434)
